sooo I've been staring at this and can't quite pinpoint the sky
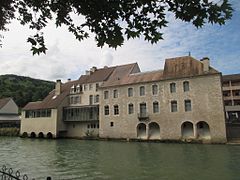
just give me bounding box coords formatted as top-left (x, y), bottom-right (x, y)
top-left (0, 0), bottom-right (240, 82)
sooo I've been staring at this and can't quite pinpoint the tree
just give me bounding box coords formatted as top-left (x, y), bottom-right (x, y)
top-left (0, 0), bottom-right (233, 55)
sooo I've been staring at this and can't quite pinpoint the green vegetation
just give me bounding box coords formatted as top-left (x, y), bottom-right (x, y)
top-left (0, 127), bottom-right (19, 136)
top-left (0, 74), bottom-right (54, 108)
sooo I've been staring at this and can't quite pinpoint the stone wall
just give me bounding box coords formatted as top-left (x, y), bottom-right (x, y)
top-left (99, 73), bottom-right (226, 143)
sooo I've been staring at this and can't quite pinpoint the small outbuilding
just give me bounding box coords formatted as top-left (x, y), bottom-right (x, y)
top-left (0, 97), bottom-right (20, 128)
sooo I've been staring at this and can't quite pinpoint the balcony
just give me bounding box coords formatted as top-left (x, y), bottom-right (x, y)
top-left (138, 112), bottom-right (149, 121)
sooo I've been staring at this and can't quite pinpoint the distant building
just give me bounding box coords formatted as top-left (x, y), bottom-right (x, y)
top-left (222, 74), bottom-right (240, 139)
top-left (0, 97), bottom-right (20, 128)
top-left (222, 74), bottom-right (240, 122)
top-left (21, 56), bottom-right (227, 143)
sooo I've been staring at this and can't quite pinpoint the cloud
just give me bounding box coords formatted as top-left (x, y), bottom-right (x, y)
top-left (0, 1), bottom-right (239, 81)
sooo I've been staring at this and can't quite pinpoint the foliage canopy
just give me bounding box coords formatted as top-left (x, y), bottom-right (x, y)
top-left (0, 0), bottom-right (233, 55)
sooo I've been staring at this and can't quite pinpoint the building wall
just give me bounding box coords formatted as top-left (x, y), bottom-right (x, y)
top-left (99, 74), bottom-right (226, 143)
top-left (0, 99), bottom-right (18, 114)
top-left (20, 109), bottom-right (58, 137)
top-left (65, 121), bottom-right (99, 138)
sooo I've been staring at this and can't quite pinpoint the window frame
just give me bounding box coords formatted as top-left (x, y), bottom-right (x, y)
top-left (184, 99), bottom-right (192, 112)
top-left (152, 84), bottom-right (158, 95)
top-left (104, 91), bottom-right (109, 99)
top-left (114, 105), bottom-right (119, 115)
top-left (171, 100), bottom-right (178, 112)
top-left (140, 86), bottom-right (145, 96)
top-left (183, 81), bottom-right (190, 92)
top-left (128, 87), bottom-right (133, 97)
top-left (128, 103), bottom-right (134, 114)
top-left (104, 105), bottom-right (109, 115)
top-left (153, 101), bottom-right (159, 113)
top-left (170, 83), bottom-right (176, 93)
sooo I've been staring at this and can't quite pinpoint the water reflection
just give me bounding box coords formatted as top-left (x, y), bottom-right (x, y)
top-left (1, 137), bottom-right (240, 180)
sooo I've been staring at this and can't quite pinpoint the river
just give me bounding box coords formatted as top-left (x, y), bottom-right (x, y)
top-left (0, 137), bottom-right (240, 180)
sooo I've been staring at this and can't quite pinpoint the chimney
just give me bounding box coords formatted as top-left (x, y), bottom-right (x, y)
top-left (85, 70), bottom-right (91, 75)
top-left (55, 79), bottom-right (61, 95)
top-left (90, 66), bottom-right (97, 73)
top-left (201, 57), bottom-right (210, 72)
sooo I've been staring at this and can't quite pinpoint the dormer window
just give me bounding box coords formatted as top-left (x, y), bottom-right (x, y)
top-left (71, 85), bottom-right (75, 94)
top-left (76, 84), bottom-right (82, 93)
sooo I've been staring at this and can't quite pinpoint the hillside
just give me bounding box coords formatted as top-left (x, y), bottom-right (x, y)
top-left (0, 74), bottom-right (55, 108)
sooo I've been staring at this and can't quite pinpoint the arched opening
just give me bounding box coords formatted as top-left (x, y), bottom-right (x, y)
top-left (148, 122), bottom-right (160, 139)
top-left (181, 121), bottom-right (194, 139)
top-left (196, 121), bottom-right (211, 139)
top-left (137, 123), bottom-right (146, 139)
top-left (47, 132), bottom-right (53, 139)
top-left (21, 132), bottom-right (28, 138)
top-left (38, 132), bottom-right (44, 138)
top-left (30, 132), bottom-right (36, 138)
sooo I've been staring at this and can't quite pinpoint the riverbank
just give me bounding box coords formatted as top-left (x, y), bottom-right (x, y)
top-left (0, 128), bottom-right (19, 136)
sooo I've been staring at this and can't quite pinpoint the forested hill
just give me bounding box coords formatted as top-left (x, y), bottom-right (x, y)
top-left (0, 74), bottom-right (55, 108)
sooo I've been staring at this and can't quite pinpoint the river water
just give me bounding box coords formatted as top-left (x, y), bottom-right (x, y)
top-left (0, 137), bottom-right (240, 180)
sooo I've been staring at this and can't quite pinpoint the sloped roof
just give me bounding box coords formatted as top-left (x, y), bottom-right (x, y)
top-left (101, 63), bottom-right (139, 87)
top-left (0, 97), bottom-right (11, 109)
top-left (163, 56), bottom-right (219, 79)
top-left (79, 67), bottom-right (116, 83)
top-left (101, 56), bottom-right (219, 88)
top-left (223, 74), bottom-right (240, 82)
top-left (23, 64), bottom-right (134, 110)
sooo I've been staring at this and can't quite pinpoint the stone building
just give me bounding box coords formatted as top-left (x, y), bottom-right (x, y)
top-left (0, 97), bottom-right (20, 128)
top-left (21, 56), bottom-right (226, 143)
top-left (99, 56), bottom-right (226, 143)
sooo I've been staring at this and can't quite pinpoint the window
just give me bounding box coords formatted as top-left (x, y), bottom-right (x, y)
top-left (110, 122), bottom-right (114, 127)
top-left (95, 95), bottom-right (99, 103)
top-left (96, 83), bottom-right (99, 91)
top-left (89, 84), bottom-right (93, 90)
top-left (152, 84), bottom-right (158, 95)
top-left (70, 96), bottom-right (74, 104)
top-left (84, 84), bottom-right (87, 91)
top-left (183, 81), bottom-right (190, 92)
top-left (171, 101), bottom-right (177, 112)
top-left (140, 86), bottom-right (145, 96)
top-left (140, 103), bottom-right (147, 115)
top-left (104, 91), bottom-right (109, 99)
top-left (185, 100), bottom-right (192, 112)
top-left (89, 95), bottom-right (93, 105)
top-left (128, 87), bottom-right (133, 97)
top-left (128, 103), bottom-right (134, 114)
top-left (113, 89), bottom-right (118, 98)
top-left (74, 96), bottom-right (80, 104)
top-left (153, 101), bottom-right (159, 113)
top-left (170, 83), bottom-right (176, 93)
top-left (104, 105), bottom-right (109, 115)
top-left (114, 105), bottom-right (119, 115)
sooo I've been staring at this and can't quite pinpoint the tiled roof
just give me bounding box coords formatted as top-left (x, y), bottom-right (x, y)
top-left (0, 97), bottom-right (11, 109)
top-left (101, 63), bottom-right (139, 87)
top-left (79, 67), bottom-right (116, 83)
top-left (222, 74), bottom-right (240, 82)
top-left (22, 64), bottom-right (132, 110)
